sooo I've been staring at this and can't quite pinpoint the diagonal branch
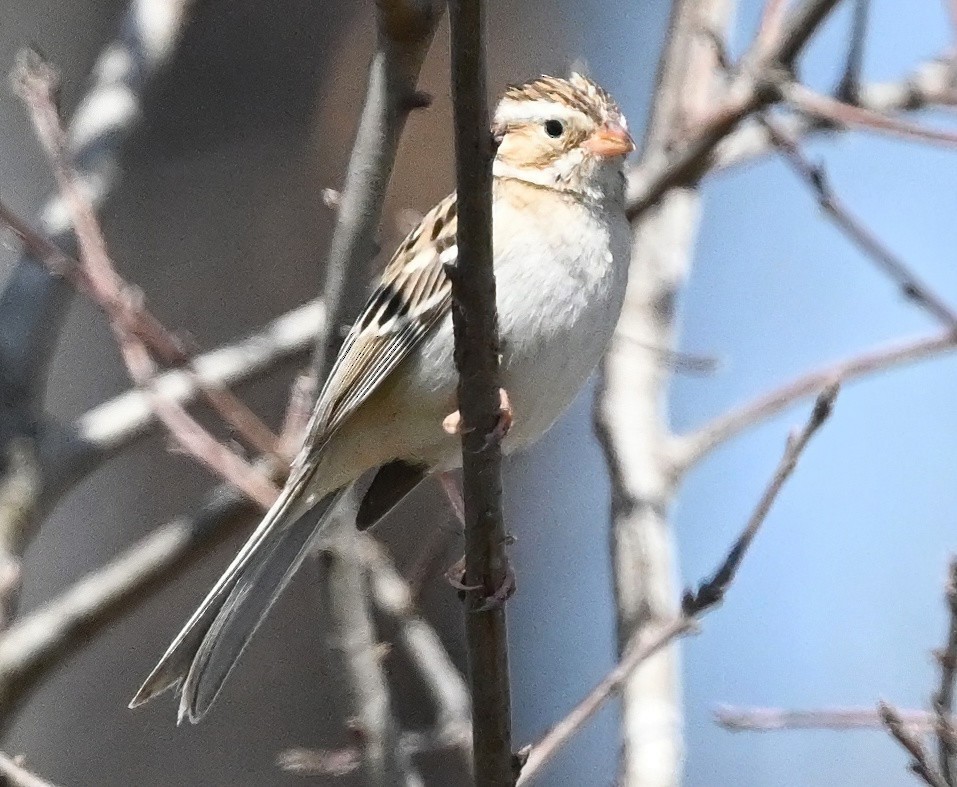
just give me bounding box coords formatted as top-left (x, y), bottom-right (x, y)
top-left (520, 387), bottom-right (838, 785)
top-left (881, 702), bottom-right (950, 787)
top-left (13, 52), bottom-right (278, 509)
top-left (785, 82), bottom-right (957, 148)
top-left (712, 55), bottom-right (957, 172)
top-left (0, 481), bottom-right (255, 722)
top-left (762, 116), bottom-right (957, 328)
top-left (0, 752), bottom-right (60, 787)
top-left (716, 705), bottom-right (950, 732)
top-left (0, 0), bottom-right (202, 410)
top-left (625, 0), bottom-right (844, 221)
top-left (671, 330), bottom-right (957, 473)
top-left (7, 57), bottom-right (279, 458)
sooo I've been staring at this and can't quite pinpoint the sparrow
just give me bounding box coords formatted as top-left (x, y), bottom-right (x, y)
top-left (130, 72), bottom-right (635, 723)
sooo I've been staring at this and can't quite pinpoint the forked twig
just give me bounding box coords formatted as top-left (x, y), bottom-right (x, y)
top-left (762, 116), bottom-right (957, 329)
top-left (12, 51), bottom-right (279, 508)
top-left (8, 51), bottom-right (280, 459)
top-left (881, 702), bottom-right (950, 787)
top-left (517, 386), bottom-right (838, 784)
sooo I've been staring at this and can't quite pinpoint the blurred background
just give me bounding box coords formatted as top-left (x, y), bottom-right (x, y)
top-left (1, 0), bottom-right (955, 785)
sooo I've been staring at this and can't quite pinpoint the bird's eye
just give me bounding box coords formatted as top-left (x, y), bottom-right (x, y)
top-left (544, 119), bottom-right (565, 138)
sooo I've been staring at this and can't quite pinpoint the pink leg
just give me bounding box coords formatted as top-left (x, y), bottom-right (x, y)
top-left (442, 387), bottom-right (514, 446)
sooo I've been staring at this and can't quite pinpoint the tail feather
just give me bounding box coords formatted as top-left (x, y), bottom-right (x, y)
top-left (179, 487), bottom-right (345, 722)
top-left (129, 464), bottom-right (343, 722)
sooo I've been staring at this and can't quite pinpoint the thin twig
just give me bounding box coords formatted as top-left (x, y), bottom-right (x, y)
top-left (7, 58), bottom-right (279, 459)
top-left (712, 56), bottom-right (957, 171)
top-left (361, 535), bottom-right (472, 759)
top-left (13, 52), bottom-right (278, 509)
top-left (0, 481), bottom-right (256, 722)
top-left (716, 705), bottom-right (950, 732)
top-left (625, 0), bottom-right (845, 221)
top-left (881, 702), bottom-right (950, 787)
top-left (835, 0), bottom-right (870, 102)
top-left (279, 729), bottom-right (457, 779)
top-left (754, 0), bottom-right (788, 56)
top-left (68, 299), bottom-right (324, 471)
top-left (447, 0), bottom-right (514, 782)
top-left (0, 0), bottom-right (202, 410)
top-left (671, 330), bottom-right (957, 472)
top-left (935, 558), bottom-right (957, 784)
top-left (519, 387), bottom-right (838, 785)
top-left (762, 116), bottom-right (957, 328)
top-left (320, 499), bottom-right (416, 786)
top-left (0, 752), bottom-right (61, 787)
top-left (0, 440), bottom-right (40, 631)
top-left (786, 82), bottom-right (957, 148)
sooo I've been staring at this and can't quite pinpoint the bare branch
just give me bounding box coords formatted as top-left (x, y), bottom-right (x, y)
top-left (0, 752), bottom-right (61, 787)
top-left (280, 533), bottom-right (473, 781)
top-left (13, 53), bottom-right (280, 508)
top-left (835, 0), bottom-right (870, 102)
top-left (447, 0), bottom-right (514, 782)
top-left (0, 440), bottom-right (40, 630)
top-left (320, 500), bottom-right (417, 786)
top-left (522, 388), bottom-right (838, 784)
top-left (298, 2), bottom-right (442, 782)
top-left (0, 0), bottom-right (201, 409)
top-left (934, 558), bottom-right (957, 784)
top-left (881, 702), bottom-right (950, 787)
top-left (0, 482), bottom-right (255, 720)
top-left (785, 82), bottom-right (957, 148)
top-left (754, 0), bottom-right (788, 57)
top-left (672, 330), bottom-right (956, 472)
top-left (361, 535), bottom-right (472, 759)
top-left (712, 56), bottom-right (957, 172)
top-left (763, 117), bottom-right (957, 328)
top-left (68, 299), bottom-right (323, 470)
top-left (716, 706), bottom-right (948, 732)
top-left (626, 0), bottom-right (845, 221)
top-left (312, 0), bottom-right (442, 378)
top-left (8, 58), bottom-right (279, 458)
top-left (279, 729), bottom-right (456, 780)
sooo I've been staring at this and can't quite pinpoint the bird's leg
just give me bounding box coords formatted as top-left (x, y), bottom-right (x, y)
top-left (437, 470), bottom-right (465, 529)
top-left (441, 387), bottom-right (513, 446)
top-left (438, 472), bottom-right (482, 592)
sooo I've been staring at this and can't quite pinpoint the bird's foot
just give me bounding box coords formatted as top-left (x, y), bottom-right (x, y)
top-left (442, 388), bottom-right (513, 447)
top-left (444, 544), bottom-right (516, 612)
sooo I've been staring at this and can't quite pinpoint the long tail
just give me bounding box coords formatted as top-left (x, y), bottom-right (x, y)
top-left (129, 465), bottom-right (346, 724)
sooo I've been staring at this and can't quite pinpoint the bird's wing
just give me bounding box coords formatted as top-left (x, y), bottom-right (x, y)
top-left (302, 193), bottom-right (457, 451)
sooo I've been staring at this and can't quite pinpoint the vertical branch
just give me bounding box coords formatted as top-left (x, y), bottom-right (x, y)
top-left (312, 0), bottom-right (442, 379)
top-left (934, 557), bottom-right (957, 785)
top-left (595, 2), bottom-right (734, 783)
top-left (303, 1), bottom-right (441, 782)
top-left (447, 0), bottom-right (513, 784)
top-left (321, 493), bottom-right (420, 787)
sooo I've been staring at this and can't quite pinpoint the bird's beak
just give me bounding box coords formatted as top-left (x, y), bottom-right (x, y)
top-left (584, 122), bottom-right (635, 158)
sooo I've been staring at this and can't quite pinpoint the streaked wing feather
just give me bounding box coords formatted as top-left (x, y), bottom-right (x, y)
top-left (310, 194), bottom-right (457, 439)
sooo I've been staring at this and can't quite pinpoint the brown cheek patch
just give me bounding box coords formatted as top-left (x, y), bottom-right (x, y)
top-left (498, 126), bottom-right (566, 169)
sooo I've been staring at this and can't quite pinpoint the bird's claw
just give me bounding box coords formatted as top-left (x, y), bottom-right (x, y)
top-left (445, 553), bottom-right (516, 612)
top-left (442, 388), bottom-right (513, 447)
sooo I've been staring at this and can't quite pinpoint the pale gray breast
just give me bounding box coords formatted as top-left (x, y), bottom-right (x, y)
top-left (495, 201), bottom-right (629, 453)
